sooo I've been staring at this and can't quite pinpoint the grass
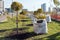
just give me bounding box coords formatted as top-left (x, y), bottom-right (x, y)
top-left (0, 17), bottom-right (60, 40)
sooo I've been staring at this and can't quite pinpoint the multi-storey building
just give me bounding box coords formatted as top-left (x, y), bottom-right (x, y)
top-left (0, 0), bottom-right (4, 13)
top-left (41, 3), bottom-right (46, 12)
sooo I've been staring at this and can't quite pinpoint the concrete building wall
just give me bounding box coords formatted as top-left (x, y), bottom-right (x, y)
top-left (0, 0), bottom-right (4, 12)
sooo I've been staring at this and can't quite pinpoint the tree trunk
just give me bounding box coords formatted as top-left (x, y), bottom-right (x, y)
top-left (16, 11), bottom-right (18, 36)
top-left (12, 13), bottom-right (13, 18)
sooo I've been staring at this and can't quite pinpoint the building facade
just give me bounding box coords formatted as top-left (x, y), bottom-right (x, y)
top-left (41, 3), bottom-right (46, 12)
top-left (0, 0), bottom-right (4, 13)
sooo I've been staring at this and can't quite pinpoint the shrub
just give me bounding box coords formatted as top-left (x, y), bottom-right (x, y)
top-left (33, 11), bottom-right (38, 15)
top-left (37, 8), bottom-right (43, 13)
top-left (18, 14), bottom-right (29, 19)
top-left (20, 10), bottom-right (27, 15)
top-left (35, 14), bottom-right (46, 19)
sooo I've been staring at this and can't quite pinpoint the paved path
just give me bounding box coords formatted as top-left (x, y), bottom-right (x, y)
top-left (0, 15), bottom-right (7, 22)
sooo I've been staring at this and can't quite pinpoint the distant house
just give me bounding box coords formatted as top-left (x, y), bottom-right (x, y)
top-left (5, 8), bottom-right (13, 13)
top-left (53, 7), bottom-right (60, 13)
top-left (5, 8), bottom-right (15, 17)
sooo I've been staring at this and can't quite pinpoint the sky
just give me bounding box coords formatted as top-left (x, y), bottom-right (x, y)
top-left (4, 0), bottom-right (55, 11)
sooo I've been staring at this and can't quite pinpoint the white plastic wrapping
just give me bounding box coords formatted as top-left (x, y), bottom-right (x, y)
top-left (46, 14), bottom-right (51, 22)
top-left (33, 19), bottom-right (48, 34)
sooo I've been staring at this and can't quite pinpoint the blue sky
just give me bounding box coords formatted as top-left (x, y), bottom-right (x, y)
top-left (4, 0), bottom-right (55, 11)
